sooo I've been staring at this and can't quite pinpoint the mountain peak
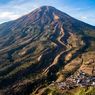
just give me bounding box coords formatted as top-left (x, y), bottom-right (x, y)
top-left (33, 5), bottom-right (59, 15)
top-left (37, 5), bottom-right (63, 14)
top-left (22, 5), bottom-right (71, 26)
top-left (39, 5), bottom-right (55, 9)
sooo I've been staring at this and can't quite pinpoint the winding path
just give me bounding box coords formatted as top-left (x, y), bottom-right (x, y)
top-left (43, 22), bottom-right (68, 74)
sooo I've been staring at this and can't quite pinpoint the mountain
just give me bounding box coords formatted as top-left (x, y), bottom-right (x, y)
top-left (0, 6), bottom-right (95, 95)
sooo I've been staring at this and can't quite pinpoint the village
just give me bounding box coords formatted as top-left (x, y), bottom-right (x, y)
top-left (55, 70), bottom-right (95, 90)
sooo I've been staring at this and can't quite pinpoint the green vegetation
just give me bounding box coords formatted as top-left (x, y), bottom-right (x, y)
top-left (75, 87), bottom-right (95, 95)
top-left (42, 87), bottom-right (95, 95)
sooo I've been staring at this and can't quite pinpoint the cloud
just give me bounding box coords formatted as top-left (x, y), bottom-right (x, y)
top-left (0, 11), bottom-right (20, 20)
top-left (79, 16), bottom-right (88, 20)
top-left (0, 0), bottom-right (39, 23)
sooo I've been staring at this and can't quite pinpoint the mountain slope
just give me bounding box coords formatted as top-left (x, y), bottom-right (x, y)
top-left (0, 6), bottom-right (95, 95)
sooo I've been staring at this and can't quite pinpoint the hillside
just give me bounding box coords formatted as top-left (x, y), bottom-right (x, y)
top-left (0, 6), bottom-right (95, 95)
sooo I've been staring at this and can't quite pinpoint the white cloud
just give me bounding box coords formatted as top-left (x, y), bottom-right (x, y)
top-left (0, 11), bottom-right (20, 20)
top-left (79, 16), bottom-right (88, 20)
top-left (0, 0), bottom-right (39, 24)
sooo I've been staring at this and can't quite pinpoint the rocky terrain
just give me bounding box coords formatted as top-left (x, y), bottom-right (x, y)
top-left (0, 6), bottom-right (95, 95)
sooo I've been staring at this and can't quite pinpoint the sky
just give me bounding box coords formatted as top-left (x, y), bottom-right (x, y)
top-left (0, 0), bottom-right (95, 26)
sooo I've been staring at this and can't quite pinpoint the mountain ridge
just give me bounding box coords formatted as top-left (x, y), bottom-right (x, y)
top-left (1, 6), bottom-right (95, 27)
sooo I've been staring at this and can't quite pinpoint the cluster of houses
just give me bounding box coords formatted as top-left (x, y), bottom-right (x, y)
top-left (56, 70), bottom-right (95, 90)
